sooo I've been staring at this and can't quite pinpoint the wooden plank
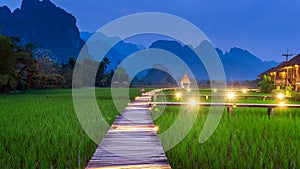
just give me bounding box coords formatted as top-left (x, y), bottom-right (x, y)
top-left (86, 90), bottom-right (171, 169)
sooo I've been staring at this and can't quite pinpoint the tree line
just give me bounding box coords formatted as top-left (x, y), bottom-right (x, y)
top-left (0, 35), bottom-right (114, 93)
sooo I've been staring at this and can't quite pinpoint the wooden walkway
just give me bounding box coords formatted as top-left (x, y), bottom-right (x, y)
top-left (86, 90), bottom-right (171, 169)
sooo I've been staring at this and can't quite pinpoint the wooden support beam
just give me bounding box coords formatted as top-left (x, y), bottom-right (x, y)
top-left (227, 106), bottom-right (233, 115)
top-left (267, 107), bottom-right (274, 119)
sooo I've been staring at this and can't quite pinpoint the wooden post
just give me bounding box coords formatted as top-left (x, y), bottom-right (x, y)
top-left (267, 107), bottom-right (274, 119)
top-left (227, 106), bottom-right (233, 115)
top-left (151, 95), bottom-right (154, 102)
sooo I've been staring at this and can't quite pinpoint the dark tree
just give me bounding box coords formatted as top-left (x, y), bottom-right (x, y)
top-left (0, 36), bottom-right (31, 92)
top-left (96, 57), bottom-right (111, 87)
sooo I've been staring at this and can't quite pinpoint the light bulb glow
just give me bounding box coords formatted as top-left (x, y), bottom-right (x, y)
top-left (242, 88), bottom-right (247, 93)
top-left (154, 126), bottom-right (159, 132)
top-left (277, 93), bottom-right (284, 100)
top-left (227, 92), bottom-right (235, 99)
top-left (189, 99), bottom-right (197, 106)
top-left (175, 92), bottom-right (182, 98)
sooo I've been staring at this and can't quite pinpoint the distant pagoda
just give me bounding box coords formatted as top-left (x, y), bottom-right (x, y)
top-left (180, 73), bottom-right (191, 88)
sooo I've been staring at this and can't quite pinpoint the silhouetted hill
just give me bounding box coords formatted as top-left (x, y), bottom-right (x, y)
top-left (220, 47), bottom-right (279, 80)
top-left (149, 40), bottom-right (209, 80)
top-left (0, 0), bottom-right (84, 63)
top-left (80, 32), bottom-right (93, 42)
top-left (80, 31), bottom-right (144, 70)
top-left (80, 33), bottom-right (278, 80)
top-left (148, 40), bottom-right (279, 80)
top-left (132, 68), bottom-right (176, 86)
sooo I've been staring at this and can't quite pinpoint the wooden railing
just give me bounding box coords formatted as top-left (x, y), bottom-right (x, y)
top-left (275, 79), bottom-right (285, 86)
top-left (154, 94), bottom-right (288, 100)
top-left (131, 88), bottom-right (300, 119)
top-left (132, 102), bottom-right (300, 119)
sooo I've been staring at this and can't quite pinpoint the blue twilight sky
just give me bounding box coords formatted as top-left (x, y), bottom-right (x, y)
top-left (0, 0), bottom-right (299, 61)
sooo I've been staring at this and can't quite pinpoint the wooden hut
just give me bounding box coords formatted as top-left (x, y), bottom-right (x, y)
top-left (258, 54), bottom-right (300, 91)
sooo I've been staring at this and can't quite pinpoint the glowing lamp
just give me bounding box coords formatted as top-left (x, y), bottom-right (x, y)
top-left (189, 99), bottom-right (197, 106)
top-left (175, 92), bottom-right (182, 98)
top-left (277, 93), bottom-right (284, 100)
top-left (241, 88), bottom-right (247, 93)
top-left (227, 92), bottom-right (235, 99)
top-left (154, 126), bottom-right (159, 132)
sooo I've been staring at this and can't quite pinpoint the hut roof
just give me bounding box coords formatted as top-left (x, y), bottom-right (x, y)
top-left (277, 54), bottom-right (300, 69)
top-left (257, 67), bottom-right (277, 79)
top-left (257, 54), bottom-right (300, 79)
top-left (180, 73), bottom-right (191, 83)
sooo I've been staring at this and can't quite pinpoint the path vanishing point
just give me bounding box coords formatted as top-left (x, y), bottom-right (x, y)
top-left (86, 89), bottom-right (171, 169)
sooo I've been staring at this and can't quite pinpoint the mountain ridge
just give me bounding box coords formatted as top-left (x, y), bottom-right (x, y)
top-left (80, 32), bottom-right (279, 80)
top-left (148, 40), bottom-right (279, 80)
top-left (0, 0), bottom-right (84, 63)
top-left (0, 0), bottom-right (279, 80)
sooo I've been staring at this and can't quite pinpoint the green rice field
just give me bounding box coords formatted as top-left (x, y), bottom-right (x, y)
top-left (1, 88), bottom-right (300, 168)
top-left (0, 88), bottom-right (142, 168)
top-left (153, 89), bottom-right (300, 168)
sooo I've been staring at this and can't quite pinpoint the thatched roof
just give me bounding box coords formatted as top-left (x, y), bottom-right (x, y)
top-left (180, 73), bottom-right (191, 83)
